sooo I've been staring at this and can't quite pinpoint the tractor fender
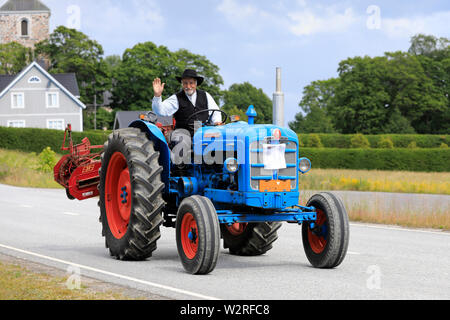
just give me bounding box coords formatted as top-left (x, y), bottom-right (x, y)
top-left (129, 120), bottom-right (171, 193)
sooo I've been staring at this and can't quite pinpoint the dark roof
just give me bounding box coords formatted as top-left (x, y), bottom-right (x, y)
top-left (114, 111), bottom-right (173, 130)
top-left (0, 0), bottom-right (50, 11)
top-left (0, 72), bottom-right (80, 97)
top-left (52, 73), bottom-right (80, 97)
top-left (0, 74), bottom-right (16, 93)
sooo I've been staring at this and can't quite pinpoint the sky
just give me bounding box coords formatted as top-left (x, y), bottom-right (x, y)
top-left (21, 0), bottom-right (450, 125)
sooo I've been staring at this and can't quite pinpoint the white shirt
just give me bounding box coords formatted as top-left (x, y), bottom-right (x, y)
top-left (152, 91), bottom-right (222, 124)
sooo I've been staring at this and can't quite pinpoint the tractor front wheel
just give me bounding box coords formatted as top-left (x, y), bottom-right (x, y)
top-left (99, 128), bottom-right (165, 260)
top-left (302, 192), bottom-right (349, 268)
top-left (176, 196), bottom-right (220, 275)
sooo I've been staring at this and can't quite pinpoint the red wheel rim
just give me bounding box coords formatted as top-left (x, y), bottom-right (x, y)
top-left (226, 223), bottom-right (248, 236)
top-left (308, 209), bottom-right (328, 254)
top-left (180, 213), bottom-right (198, 259)
top-left (105, 152), bottom-right (131, 239)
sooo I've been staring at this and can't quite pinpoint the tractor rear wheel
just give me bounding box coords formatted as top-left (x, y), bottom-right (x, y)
top-left (302, 192), bottom-right (349, 268)
top-left (176, 196), bottom-right (220, 275)
top-left (99, 128), bottom-right (165, 260)
top-left (221, 222), bottom-right (282, 256)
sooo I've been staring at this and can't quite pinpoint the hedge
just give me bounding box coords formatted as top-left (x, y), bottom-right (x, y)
top-left (0, 127), bottom-right (110, 154)
top-left (300, 147), bottom-right (450, 172)
top-left (298, 134), bottom-right (450, 149)
top-left (1, 127), bottom-right (449, 172)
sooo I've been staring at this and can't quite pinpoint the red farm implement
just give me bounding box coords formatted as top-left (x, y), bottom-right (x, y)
top-left (53, 124), bottom-right (103, 201)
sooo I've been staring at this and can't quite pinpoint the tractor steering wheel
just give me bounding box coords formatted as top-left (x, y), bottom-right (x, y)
top-left (186, 109), bottom-right (229, 128)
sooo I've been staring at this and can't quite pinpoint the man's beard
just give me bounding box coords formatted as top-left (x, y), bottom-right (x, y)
top-left (184, 88), bottom-right (195, 96)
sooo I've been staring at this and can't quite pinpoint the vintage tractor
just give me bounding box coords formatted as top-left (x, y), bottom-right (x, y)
top-left (55, 107), bottom-right (349, 275)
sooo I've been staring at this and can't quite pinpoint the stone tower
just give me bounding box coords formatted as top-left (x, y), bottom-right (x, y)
top-left (0, 0), bottom-right (51, 48)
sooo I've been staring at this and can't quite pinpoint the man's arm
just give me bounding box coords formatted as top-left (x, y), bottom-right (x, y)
top-left (152, 78), bottom-right (179, 116)
top-left (152, 95), bottom-right (179, 117)
top-left (206, 92), bottom-right (222, 124)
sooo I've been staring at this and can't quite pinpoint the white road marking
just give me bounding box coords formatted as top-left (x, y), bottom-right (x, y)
top-left (347, 251), bottom-right (361, 255)
top-left (0, 243), bottom-right (221, 300)
top-left (63, 212), bottom-right (80, 216)
top-left (19, 204), bottom-right (33, 208)
top-left (350, 223), bottom-right (450, 236)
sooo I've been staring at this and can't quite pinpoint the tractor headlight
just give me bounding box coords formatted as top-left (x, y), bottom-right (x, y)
top-left (298, 157), bottom-right (311, 174)
top-left (224, 158), bottom-right (239, 173)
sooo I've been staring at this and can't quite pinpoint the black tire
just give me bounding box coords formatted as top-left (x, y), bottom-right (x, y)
top-left (221, 222), bottom-right (282, 256)
top-left (99, 128), bottom-right (165, 260)
top-left (176, 196), bottom-right (220, 275)
top-left (66, 188), bottom-right (75, 200)
top-left (302, 192), bottom-right (350, 268)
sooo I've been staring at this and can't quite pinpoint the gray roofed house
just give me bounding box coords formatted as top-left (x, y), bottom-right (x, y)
top-left (114, 111), bottom-right (173, 130)
top-left (0, 61), bottom-right (86, 131)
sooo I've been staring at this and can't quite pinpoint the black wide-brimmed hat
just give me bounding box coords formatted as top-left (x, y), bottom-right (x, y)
top-left (176, 69), bottom-right (204, 86)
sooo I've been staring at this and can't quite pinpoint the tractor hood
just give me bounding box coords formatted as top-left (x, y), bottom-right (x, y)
top-left (193, 121), bottom-right (299, 156)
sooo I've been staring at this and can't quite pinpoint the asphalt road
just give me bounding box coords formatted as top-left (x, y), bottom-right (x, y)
top-left (0, 184), bottom-right (449, 300)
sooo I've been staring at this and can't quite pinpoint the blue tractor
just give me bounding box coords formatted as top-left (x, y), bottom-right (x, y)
top-left (98, 106), bottom-right (349, 274)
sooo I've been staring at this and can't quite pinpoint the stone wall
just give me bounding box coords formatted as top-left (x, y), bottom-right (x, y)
top-left (0, 12), bottom-right (50, 48)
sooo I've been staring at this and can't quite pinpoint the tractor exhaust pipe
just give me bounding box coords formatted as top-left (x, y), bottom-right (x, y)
top-left (273, 67), bottom-right (285, 127)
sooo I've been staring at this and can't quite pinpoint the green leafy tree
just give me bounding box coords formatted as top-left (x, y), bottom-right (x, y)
top-left (290, 79), bottom-right (338, 133)
top-left (221, 82), bottom-right (272, 124)
top-left (174, 49), bottom-right (224, 103)
top-left (34, 26), bottom-right (110, 106)
top-left (111, 42), bottom-right (223, 111)
top-left (409, 35), bottom-right (450, 133)
top-left (0, 42), bottom-right (33, 75)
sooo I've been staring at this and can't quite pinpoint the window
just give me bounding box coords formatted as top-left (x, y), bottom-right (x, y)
top-left (7, 120), bottom-right (26, 128)
top-left (21, 19), bottom-right (29, 36)
top-left (47, 119), bottom-right (65, 131)
top-left (11, 93), bottom-right (24, 109)
top-left (46, 92), bottom-right (59, 108)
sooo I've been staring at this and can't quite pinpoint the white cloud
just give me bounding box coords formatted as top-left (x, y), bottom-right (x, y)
top-left (381, 11), bottom-right (450, 38)
top-left (288, 6), bottom-right (359, 36)
top-left (217, 0), bottom-right (360, 37)
top-left (216, 0), bottom-right (275, 34)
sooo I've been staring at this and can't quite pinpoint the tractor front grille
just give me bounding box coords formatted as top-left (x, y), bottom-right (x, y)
top-left (249, 140), bottom-right (297, 191)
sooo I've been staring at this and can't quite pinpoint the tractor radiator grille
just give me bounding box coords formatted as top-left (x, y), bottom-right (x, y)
top-left (249, 140), bottom-right (297, 191)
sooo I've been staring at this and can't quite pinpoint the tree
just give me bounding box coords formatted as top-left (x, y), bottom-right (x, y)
top-left (34, 26), bottom-right (110, 106)
top-left (111, 42), bottom-right (223, 111)
top-left (174, 49), bottom-right (223, 103)
top-left (221, 82), bottom-right (272, 124)
top-left (409, 35), bottom-right (450, 133)
top-left (0, 42), bottom-right (33, 75)
top-left (408, 34), bottom-right (450, 60)
top-left (289, 79), bottom-right (338, 133)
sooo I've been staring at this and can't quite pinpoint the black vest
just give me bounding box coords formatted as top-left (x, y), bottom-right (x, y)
top-left (174, 89), bottom-right (209, 134)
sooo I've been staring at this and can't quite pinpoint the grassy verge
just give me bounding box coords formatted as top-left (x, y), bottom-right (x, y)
top-left (0, 260), bottom-right (137, 300)
top-left (0, 148), bottom-right (61, 189)
top-left (300, 168), bottom-right (450, 195)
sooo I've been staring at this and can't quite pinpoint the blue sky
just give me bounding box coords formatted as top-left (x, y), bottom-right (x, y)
top-left (30, 0), bottom-right (450, 125)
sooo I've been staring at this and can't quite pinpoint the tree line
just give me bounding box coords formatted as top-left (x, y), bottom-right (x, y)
top-left (1, 28), bottom-right (448, 134)
top-left (0, 26), bottom-right (272, 130)
top-left (289, 34), bottom-right (450, 134)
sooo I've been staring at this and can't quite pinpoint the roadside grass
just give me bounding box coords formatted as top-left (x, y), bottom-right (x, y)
top-left (300, 169), bottom-right (450, 195)
top-left (0, 148), bottom-right (61, 189)
top-left (300, 190), bottom-right (450, 231)
top-left (0, 261), bottom-right (137, 300)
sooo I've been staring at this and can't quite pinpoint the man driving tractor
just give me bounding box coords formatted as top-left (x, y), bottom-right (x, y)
top-left (152, 69), bottom-right (222, 136)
